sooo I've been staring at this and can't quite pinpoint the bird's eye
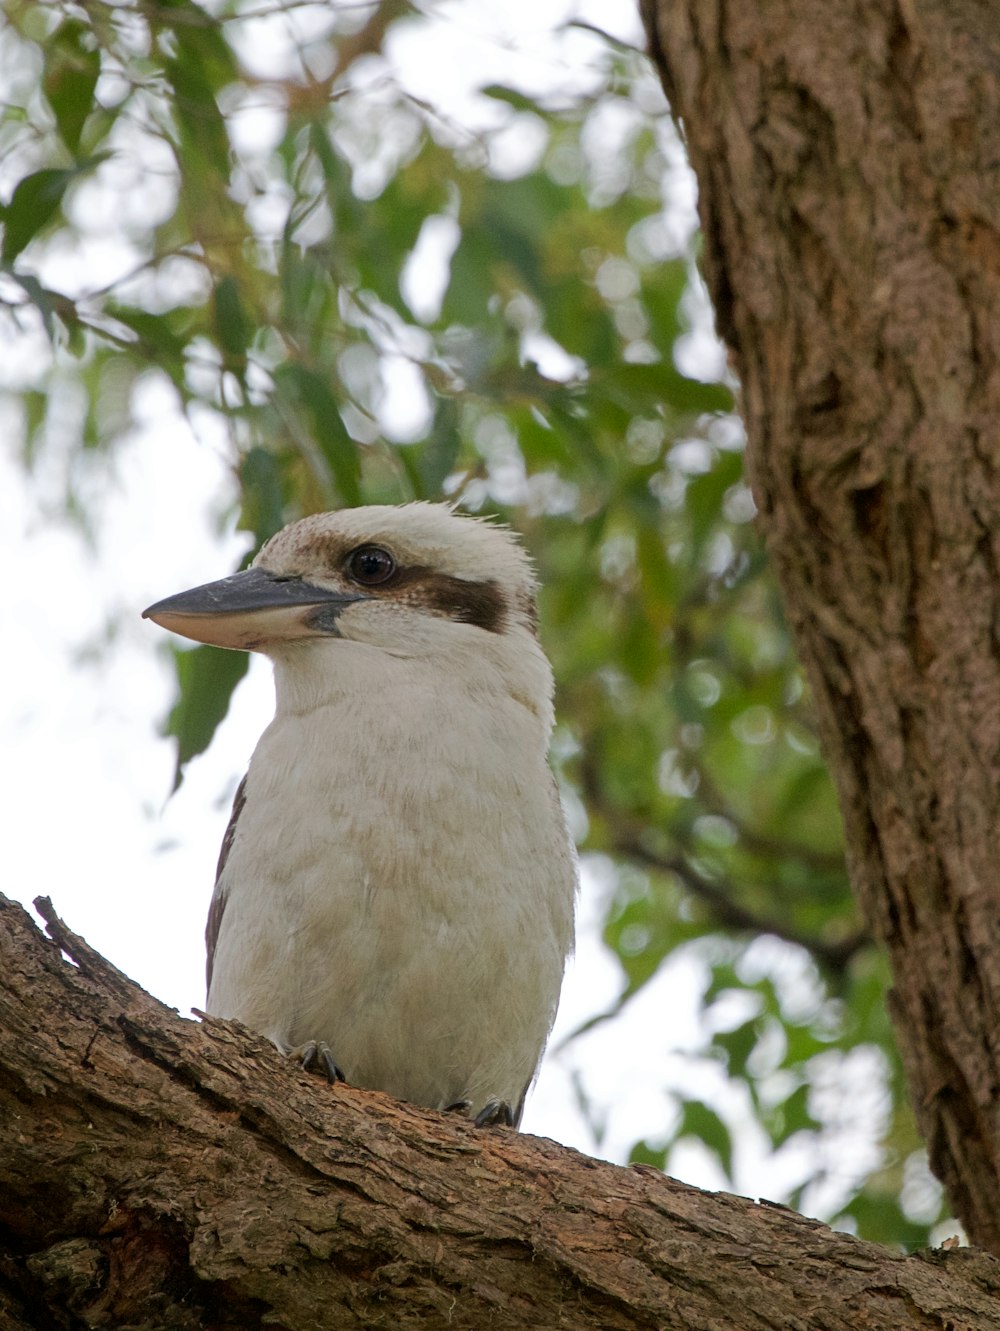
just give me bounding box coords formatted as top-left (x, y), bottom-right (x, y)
top-left (347, 545), bottom-right (396, 586)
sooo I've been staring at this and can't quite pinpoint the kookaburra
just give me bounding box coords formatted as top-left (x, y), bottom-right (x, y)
top-left (143, 503), bottom-right (576, 1127)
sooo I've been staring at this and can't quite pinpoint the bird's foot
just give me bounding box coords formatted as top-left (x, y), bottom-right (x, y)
top-left (473, 1099), bottom-right (514, 1128)
top-left (444, 1097), bottom-right (514, 1126)
top-left (290, 1040), bottom-right (345, 1084)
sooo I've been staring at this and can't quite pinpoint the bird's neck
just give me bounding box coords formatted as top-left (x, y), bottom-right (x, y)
top-left (268, 635), bottom-right (554, 736)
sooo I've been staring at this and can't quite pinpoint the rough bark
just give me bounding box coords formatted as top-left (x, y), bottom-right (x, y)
top-left (641, 0), bottom-right (1000, 1255)
top-left (1, 893), bottom-right (998, 1330)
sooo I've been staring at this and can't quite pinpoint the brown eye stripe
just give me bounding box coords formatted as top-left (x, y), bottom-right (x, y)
top-left (427, 574), bottom-right (507, 634)
top-left (401, 571), bottom-right (508, 635)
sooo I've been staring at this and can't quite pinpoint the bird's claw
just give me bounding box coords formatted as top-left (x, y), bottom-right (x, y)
top-left (474, 1098), bottom-right (514, 1128)
top-left (445, 1097), bottom-right (513, 1126)
top-left (292, 1040), bottom-right (345, 1084)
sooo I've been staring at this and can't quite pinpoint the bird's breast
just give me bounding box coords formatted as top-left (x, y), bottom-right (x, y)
top-left (206, 680), bottom-right (575, 1111)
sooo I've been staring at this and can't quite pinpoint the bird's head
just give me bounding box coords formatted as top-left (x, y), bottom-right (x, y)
top-left (143, 503), bottom-right (547, 690)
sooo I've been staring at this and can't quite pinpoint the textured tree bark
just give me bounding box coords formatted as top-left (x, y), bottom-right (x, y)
top-left (2, 894), bottom-right (999, 1329)
top-left (641, 0), bottom-right (1000, 1255)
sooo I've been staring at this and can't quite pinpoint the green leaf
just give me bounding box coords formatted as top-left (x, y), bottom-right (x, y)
top-left (2, 168), bottom-right (76, 263)
top-left (11, 273), bottom-right (60, 339)
top-left (603, 893), bottom-right (663, 997)
top-left (442, 227), bottom-right (498, 325)
top-left (480, 84), bottom-right (543, 113)
top-left (104, 302), bottom-right (199, 387)
top-left (239, 447), bottom-right (287, 545)
top-left (1, 154), bottom-right (110, 264)
top-left (598, 362), bottom-right (733, 417)
top-left (640, 259), bottom-right (687, 347)
top-left (676, 1099), bottom-right (734, 1179)
top-left (274, 363), bottom-right (362, 507)
top-left (704, 966), bottom-right (742, 1005)
top-left (163, 18), bottom-right (237, 171)
top-left (836, 1191), bottom-right (939, 1252)
top-left (164, 644), bottom-right (250, 791)
top-left (404, 399), bottom-right (462, 497)
top-left (213, 275), bottom-right (251, 367)
top-left (686, 449), bottom-right (745, 554)
top-left (713, 1019), bottom-right (759, 1078)
top-left (628, 1139), bottom-right (668, 1170)
top-left (764, 1082), bottom-right (817, 1147)
top-left (43, 20), bottom-right (100, 155)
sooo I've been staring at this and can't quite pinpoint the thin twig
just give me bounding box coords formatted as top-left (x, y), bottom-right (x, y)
top-left (577, 755), bottom-right (868, 974)
top-left (613, 828), bottom-right (867, 972)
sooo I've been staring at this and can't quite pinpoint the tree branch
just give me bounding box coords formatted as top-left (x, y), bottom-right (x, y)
top-left (0, 893), bottom-right (996, 1329)
top-left (579, 754), bottom-right (868, 973)
top-left (618, 826), bottom-right (869, 972)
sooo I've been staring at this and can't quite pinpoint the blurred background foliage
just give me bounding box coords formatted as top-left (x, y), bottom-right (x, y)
top-left (0, 0), bottom-right (949, 1247)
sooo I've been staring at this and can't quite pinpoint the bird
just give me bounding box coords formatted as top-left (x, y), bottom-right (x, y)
top-left (143, 502), bottom-right (576, 1127)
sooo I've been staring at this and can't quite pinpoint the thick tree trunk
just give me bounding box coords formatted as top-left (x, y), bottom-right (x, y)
top-left (641, 0), bottom-right (1000, 1255)
top-left (1, 895), bottom-right (999, 1329)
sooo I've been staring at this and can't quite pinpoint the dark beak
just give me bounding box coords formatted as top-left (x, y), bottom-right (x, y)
top-left (142, 567), bottom-right (364, 650)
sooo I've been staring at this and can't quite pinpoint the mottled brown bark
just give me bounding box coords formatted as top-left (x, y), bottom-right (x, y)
top-left (641, 0), bottom-right (1000, 1255)
top-left (2, 894), bottom-right (998, 1329)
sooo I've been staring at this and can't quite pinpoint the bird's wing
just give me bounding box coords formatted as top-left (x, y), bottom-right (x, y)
top-left (206, 772), bottom-right (248, 994)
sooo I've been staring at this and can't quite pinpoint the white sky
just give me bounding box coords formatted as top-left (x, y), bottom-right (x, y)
top-left (0, 0), bottom-right (916, 1228)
